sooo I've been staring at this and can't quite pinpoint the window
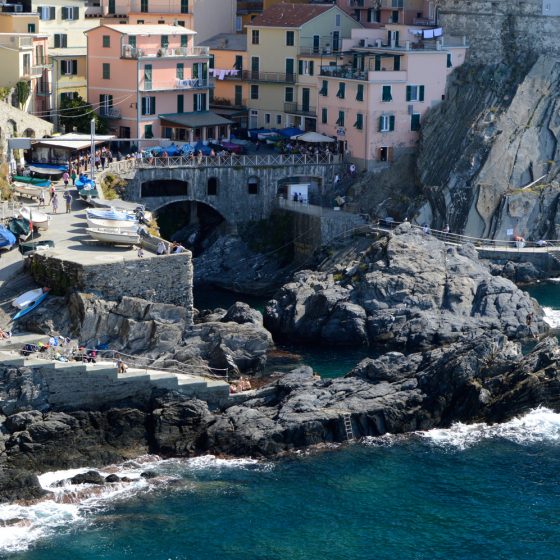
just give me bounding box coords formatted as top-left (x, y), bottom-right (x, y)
top-left (356, 84), bottom-right (364, 101)
top-left (335, 14), bottom-right (341, 26)
top-left (181, 35), bottom-right (188, 47)
top-left (102, 35), bottom-right (110, 48)
top-left (286, 31), bottom-right (294, 46)
top-left (251, 30), bottom-right (259, 45)
top-left (285, 87), bottom-right (294, 102)
top-left (144, 64), bottom-right (152, 89)
top-left (336, 111), bottom-right (344, 126)
top-left (250, 84), bottom-right (259, 100)
top-left (193, 93), bottom-right (206, 111)
top-left (108, 0), bottom-right (115, 13)
top-left (61, 6), bottom-right (79, 19)
top-left (236, 16), bottom-right (242, 32)
top-left (336, 82), bottom-right (345, 99)
top-left (54, 34), bottom-right (67, 48)
top-left (265, 113), bottom-right (270, 124)
top-left (207, 177), bottom-right (218, 196)
top-left (379, 114), bottom-right (395, 132)
top-left (102, 63), bottom-right (110, 79)
top-left (161, 35), bottom-right (169, 48)
top-left (234, 55), bottom-right (243, 71)
top-left (321, 107), bottom-right (327, 124)
top-left (298, 60), bottom-right (314, 76)
top-left (60, 59), bottom-right (78, 75)
top-left (120, 126), bottom-right (131, 138)
top-left (406, 85), bottom-right (425, 102)
top-left (141, 96), bottom-right (156, 115)
top-left (286, 58), bottom-right (294, 79)
top-left (38, 6), bottom-right (55, 20)
top-left (447, 53), bottom-right (453, 68)
top-left (177, 20), bottom-right (185, 27)
top-left (248, 177), bottom-right (258, 195)
top-left (144, 124), bottom-right (153, 138)
top-left (140, 0), bottom-right (148, 12)
top-left (394, 55), bottom-right (401, 71)
top-left (319, 80), bottom-right (328, 96)
top-left (382, 85), bottom-right (392, 102)
top-left (60, 91), bottom-right (76, 103)
top-left (209, 54), bottom-right (214, 69)
top-left (354, 113), bottom-right (363, 130)
top-left (176, 63), bottom-right (184, 79)
top-left (411, 113), bottom-right (420, 131)
top-left (180, 0), bottom-right (188, 13)
top-left (177, 94), bottom-right (184, 113)
top-left (27, 23), bottom-right (35, 32)
top-left (137, 19), bottom-right (144, 24)
top-left (234, 85), bottom-right (242, 106)
top-left (374, 55), bottom-right (381, 71)
top-left (129, 36), bottom-right (136, 48)
top-left (100, 94), bottom-right (113, 108)
top-left (276, 114), bottom-right (282, 125)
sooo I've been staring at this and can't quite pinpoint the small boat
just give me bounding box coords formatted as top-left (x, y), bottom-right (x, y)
top-left (87, 208), bottom-right (138, 222)
top-left (0, 225), bottom-right (16, 249)
top-left (13, 290), bottom-right (49, 320)
top-left (18, 207), bottom-right (50, 231)
top-left (76, 178), bottom-right (95, 189)
top-left (12, 288), bottom-right (45, 309)
top-left (8, 216), bottom-right (32, 241)
top-left (18, 239), bottom-right (55, 256)
top-left (87, 227), bottom-right (140, 246)
top-left (78, 186), bottom-right (99, 200)
top-left (87, 216), bottom-right (139, 230)
top-left (12, 176), bottom-right (51, 187)
top-left (13, 183), bottom-right (49, 199)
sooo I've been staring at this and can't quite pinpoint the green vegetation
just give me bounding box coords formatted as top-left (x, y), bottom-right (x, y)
top-left (59, 95), bottom-right (108, 134)
top-left (0, 86), bottom-right (11, 102)
top-left (15, 80), bottom-right (30, 109)
top-left (0, 162), bottom-right (12, 200)
top-left (100, 172), bottom-right (127, 200)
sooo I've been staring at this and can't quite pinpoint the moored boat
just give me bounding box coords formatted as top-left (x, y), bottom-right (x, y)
top-left (87, 227), bottom-right (140, 246)
top-left (12, 175), bottom-right (51, 187)
top-left (18, 207), bottom-right (50, 230)
top-left (87, 216), bottom-right (139, 230)
top-left (18, 239), bottom-right (55, 256)
top-left (12, 183), bottom-right (49, 199)
top-left (8, 216), bottom-right (32, 241)
top-left (87, 208), bottom-right (139, 222)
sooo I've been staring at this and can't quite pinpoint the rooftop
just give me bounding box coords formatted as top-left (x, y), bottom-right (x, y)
top-left (88, 24), bottom-right (196, 35)
top-left (159, 111), bottom-right (233, 128)
top-left (249, 3), bottom-right (333, 28)
top-left (200, 33), bottom-right (246, 51)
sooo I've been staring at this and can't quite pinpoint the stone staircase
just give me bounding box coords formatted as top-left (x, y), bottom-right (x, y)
top-left (0, 350), bottom-right (230, 409)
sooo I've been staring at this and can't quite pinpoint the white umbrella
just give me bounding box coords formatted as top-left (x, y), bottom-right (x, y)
top-left (290, 131), bottom-right (336, 143)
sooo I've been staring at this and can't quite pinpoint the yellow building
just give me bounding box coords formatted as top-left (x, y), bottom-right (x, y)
top-left (200, 33), bottom-right (248, 128)
top-left (246, 3), bottom-right (362, 130)
top-left (50, 51), bottom-right (87, 113)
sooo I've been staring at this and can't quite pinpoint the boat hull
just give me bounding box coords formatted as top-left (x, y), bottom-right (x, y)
top-left (18, 207), bottom-right (50, 231)
top-left (87, 217), bottom-right (139, 230)
top-left (13, 292), bottom-right (49, 320)
top-left (13, 288), bottom-right (44, 309)
top-left (13, 184), bottom-right (49, 199)
top-left (87, 227), bottom-right (140, 246)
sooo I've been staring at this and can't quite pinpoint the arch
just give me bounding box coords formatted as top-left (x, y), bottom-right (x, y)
top-left (141, 179), bottom-right (189, 197)
top-left (6, 119), bottom-right (17, 138)
top-left (247, 176), bottom-right (259, 195)
top-left (207, 176), bottom-right (218, 196)
top-left (23, 128), bottom-right (36, 139)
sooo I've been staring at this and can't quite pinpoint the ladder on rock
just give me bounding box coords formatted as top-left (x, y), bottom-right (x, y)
top-left (343, 413), bottom-right (354, 441)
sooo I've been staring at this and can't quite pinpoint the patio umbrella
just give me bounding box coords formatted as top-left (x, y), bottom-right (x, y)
top-left (279, 127), bottom-right (303, 138)
top-left (290, 131), bottom-right (335, 143)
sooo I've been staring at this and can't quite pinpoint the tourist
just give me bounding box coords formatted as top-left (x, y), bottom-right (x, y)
top-left (537, 239), bottom-right (548, 247)
top-left (156, 240), bottom-right (166, 255)
top-left (333, 174), bottom-right (340, 187)
top-left (443, 224), bottom-right (450, 239)
top-left (64, 191), bottom-right (72, 213)
top-left (349, 163), bottom-right (357, 177)
top-left (49, 185), bottom-right (55, 203)
top-left (0, 327), bottom-right (11, 339)
top-left (51, 192), bottom-right (59, 214)
top-left (137, 245), bottom-right (144, 258)
top-left (197, 151), bottom-right (203, 165)
top-left (422, 224), bottom-right (431, 235)
top-left (62, 171), bottom-right (69, 188)
top-left (115, 354), bottom-right (128, 373)
top-left (38, 189), bottom-right (46, 207)
top-left (71, 168), bottom-right (77, 186)
top-left (174, 243), bottom-right (185, 254)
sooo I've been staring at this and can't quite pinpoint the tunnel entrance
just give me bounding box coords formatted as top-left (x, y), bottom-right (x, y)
top-left (155, 201), bottom-right (225, 255)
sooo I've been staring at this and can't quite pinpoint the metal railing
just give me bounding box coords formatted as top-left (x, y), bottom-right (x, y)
top-left (241, 70), bottom-right (296, 83)
top-left (320, 65), bottom-right (368, 80)
top-left (121, 45), bottom-right (209, 59)
top-left (284, 102), bottom-right (316, 117)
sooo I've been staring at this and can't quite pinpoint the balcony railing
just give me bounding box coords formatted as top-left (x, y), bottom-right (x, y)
top-left (320, 66), bottom-right (368, 81)
top-left (140, 78), bottom-right (213, 91)
top-left (0, 36), bottom-right (33, 49)
top-left (22, 65), bottom-right (46, 78)
top-left (299, 35), bottom-right (337, 56)
top-left (99, 107), bottom-right (121, 119)
top-left (241, 70), bottom-right (296, 83)
top-left (284, 102), bottom-right (316, 117)
top-left (85, 5), bottom-right (102, 16)
top-left (121, 45), bottom-right (209, 59)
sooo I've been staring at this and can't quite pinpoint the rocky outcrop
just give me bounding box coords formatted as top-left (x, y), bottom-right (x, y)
top-left (264, 226), bottom-right (546, 349)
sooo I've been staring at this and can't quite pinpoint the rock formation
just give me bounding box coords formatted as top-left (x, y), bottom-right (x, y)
top-left (264, 225), bottom-right (545, 349)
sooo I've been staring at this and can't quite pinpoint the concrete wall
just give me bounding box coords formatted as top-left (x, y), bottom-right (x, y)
top-left (29, 252), bottom-right (194, 324)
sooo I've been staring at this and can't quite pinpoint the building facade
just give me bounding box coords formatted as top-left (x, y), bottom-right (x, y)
top-left (317, 24), bottom-right (467, 169)
top-left (335, 0), bottom-right (436, 27)
top-left (246, 3), bottom-right (362, 131)
top-left (86, 24), bottom-right (230, 145)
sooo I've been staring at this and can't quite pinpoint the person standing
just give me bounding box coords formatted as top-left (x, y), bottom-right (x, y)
top-left (62, 170), bottom-right (69, 188)
top-left (49, 185), bottom-right (55, 203)
top-left (51, 192), bottom-right (59, 214)
top-left (38, 189), bottom-right (46, 207)
top-left (63, 190), bottom-right (72, 213)
top-left (71, 169), bottom-right (77, 186)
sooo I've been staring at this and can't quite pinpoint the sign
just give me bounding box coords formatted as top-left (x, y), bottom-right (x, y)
top-left (336, 127), bottom-right (345, 137)
top-left (8, 138), bottom-right (32, 150)
top-left (506, 229), bottom-right (514, 236)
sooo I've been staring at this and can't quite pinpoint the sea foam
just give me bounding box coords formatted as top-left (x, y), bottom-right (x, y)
top-left (542, 306), bottom-right (560, 328)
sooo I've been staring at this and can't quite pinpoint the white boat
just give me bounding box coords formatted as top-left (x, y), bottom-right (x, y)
top-left (13, 183), bottom-right (47, 199)
top-left (86, 208), bottom-right (138, 222)
top-left (87, 216), bottom-right (139, 230)
top-left (12, 288), bottom-right (45, 309)
top-left (18, 206), bottom-right (50, 230)
top-left (87, 227), bottom-right (140, 246)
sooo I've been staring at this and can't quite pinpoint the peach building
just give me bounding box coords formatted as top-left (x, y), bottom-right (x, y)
top-left (317, 24), bottom-right (467, 169)
top-left (336, 0), bottom-right (436, 27)
top-left (86, 24), bottom-right (231, 145)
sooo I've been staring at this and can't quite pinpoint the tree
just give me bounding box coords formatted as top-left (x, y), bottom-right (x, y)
top-left (0, 86), bottom-right (11, 103)
top-left (59, 95), bottom-right (108, 134)
top-left (15, 80), bottom-right (30, 110)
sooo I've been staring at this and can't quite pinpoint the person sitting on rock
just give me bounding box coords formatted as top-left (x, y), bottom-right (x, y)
top-left (115, 354), bottom-right (128, 373)
top-left (0, 328), bottom-right (11, 339)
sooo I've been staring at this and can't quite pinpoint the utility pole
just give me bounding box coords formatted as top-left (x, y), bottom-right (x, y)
top-left (90, 117), bottom-right (95, 183)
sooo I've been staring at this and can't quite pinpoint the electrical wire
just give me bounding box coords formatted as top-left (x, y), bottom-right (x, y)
top-left (29, 92), bottom-right (134, 118)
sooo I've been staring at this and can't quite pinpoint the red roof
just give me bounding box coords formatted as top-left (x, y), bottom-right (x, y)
top-left (250, 3), bottom-right (334, 28)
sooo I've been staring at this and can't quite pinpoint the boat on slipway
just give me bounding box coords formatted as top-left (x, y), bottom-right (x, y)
top-left (12, 289), bottom-right (49, 320)
top-left (86, 208), bottom-right (139, 223)
top-left (0, 226), bottom-right (16, 250)
top-left (12, 175), bottom-right (51, 187)
top-left (18, 206), bottom-right (50, 231)
top-left (12, 183), bottom-right (49, 199)
top-left (87, 216), bottom-right (139, 230)
top-left (87, 227), bottom-right (140, 246)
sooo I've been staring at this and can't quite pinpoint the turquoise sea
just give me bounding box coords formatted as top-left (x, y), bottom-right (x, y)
top-left (2, 284), bottom-right (560, 558)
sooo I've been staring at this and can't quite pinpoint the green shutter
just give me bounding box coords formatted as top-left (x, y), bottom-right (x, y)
top-left (378, 116), bottom-right (383, 132)
top-left (389, 115), bottom-right (395, 131)
top-left (374, 55), bottom-right (381, 71)
top-left (411, 113), bottom-right (420, 131)
top-left (356, 84), bottom-right (363, 101)
top-left (202, 63), bottom-right (208, 79)
top-left (354, 113), bottom-right (363, 130)
top-left (309, 60), bottom-right (314, 76)
top-left (177, 63), bottom-right (184, 79)
top-left (447, 53), bottom-right (452, 68)
top-left (382, 85), bottom-right (392, 102)
top-left (177, 94), bottom-right (184, 113)
top-left (152, 96), bottom-right (156, 115)
top-left (394, 55), bottom-right (400, 71)
top-left (298, 60), bottom-right (303, 75)
top-left (419, 85), bottom-right (425, 101)
top-left (322, 107), bottom-right (327, 124)
top-left (141, 97), bottom-right (146, 115)
top-left (406, 85), bottom-right (412, 102)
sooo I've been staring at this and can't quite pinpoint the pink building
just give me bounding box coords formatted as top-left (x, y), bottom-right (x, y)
top-left (86, 24), bottom-right (232, 146)
top-left (336, 0), bottom-right (436, 27)
top-left (316, 24), bottom-right (467, 170)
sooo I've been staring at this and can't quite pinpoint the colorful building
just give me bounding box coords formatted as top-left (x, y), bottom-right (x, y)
top-left (86, 24), bottom-right (231, 145)
top-left (335, 0), bottom-right (436, 27)
top-left (97, 0), bottom-right (236, 45)
top-left (245, 3), bottom-right (362, 131)
top-left (236, 0), bottom-right (310, 34)
top-left (316, 24), bottom-right (467, 169)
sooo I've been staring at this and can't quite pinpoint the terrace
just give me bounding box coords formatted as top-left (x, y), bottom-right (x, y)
top-left (121, 45), bottom-right (209, 59)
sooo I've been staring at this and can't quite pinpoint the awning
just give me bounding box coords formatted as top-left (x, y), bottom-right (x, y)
top-left (291, 131), bottom-right (335, 143)
top-left (33, 133), bottom-right (115, 151)
top-left (159, 111), bottom-right (233, 128)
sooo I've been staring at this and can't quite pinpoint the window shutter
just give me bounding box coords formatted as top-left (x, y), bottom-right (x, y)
top-left (309, 61), bottom-right (314, 76)
top-left (74, 7), bottom-right (79, 19)
top-left (50, 6), bottom-right (55, 19)
top-left (61, 6), bottom-right (67, 19)
top-left (202, 62), bottom-right (208, 79)
top-left (60, 60), bottom-right (65, 73)
top-left (387, 30), bottom-right (391, 45)
top-left (109, 94), bottom-right (113, 107)
top-left (394, 55), bottom-right (400, 71)
top-left (73, 60), bottom-right (78, 75)
top-left (447, 53), bottom-right (452, 68)
top-left (141, 97), bottom-right (146, 115)
top-left (152, 96), bottom-right (156, 115)
top-left (389, 115), bottom-right (395, 131)
top-left (406, 85), bottom-right (411, 102)
top-left (419, 85), bottom-right (425, 101)
top-left (63, 35), bottom-right (67, 47)
top-left (378, 116), bottom-right (383, 132)
top-left (193, 95), bottom-right (197, 111)
top-left (374, 55), bottom-right (381, 71)
top-left (177, 94), bottom-right (184, 113)
top-left (298, 60), bottom-right (303, 75)
top-left (54, 34), bottom-right (59, 48)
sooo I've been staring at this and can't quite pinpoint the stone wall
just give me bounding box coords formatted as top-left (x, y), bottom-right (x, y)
top-left (439, 0), bottom-right (560, 63)
top-left (0, 101), bottom-right (53, 163)
top-left (29, 252), bottom-right (194, 326)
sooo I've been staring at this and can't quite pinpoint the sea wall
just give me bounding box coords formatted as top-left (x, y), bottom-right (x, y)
top-left (28, 252), bottom-right (194, 325)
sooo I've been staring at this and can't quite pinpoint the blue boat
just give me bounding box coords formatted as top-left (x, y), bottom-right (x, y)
top-left (86, 208), bottom-right (138, 222)
top-left (13, 291), bottom-right (49, 320)
top-left (0, 225), bottom-right (16, 248)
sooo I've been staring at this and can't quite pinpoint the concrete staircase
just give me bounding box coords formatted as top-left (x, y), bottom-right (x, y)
top-left (0, 350), bottom-right (230, 409)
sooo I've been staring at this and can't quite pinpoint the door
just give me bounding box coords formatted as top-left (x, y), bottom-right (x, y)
top-left (302, 88), bottom-right (310, 113)
top-left (144, 64), bottom-right (152, 90)
top-left (249, 109), bottom-right (258, 129)
top-left (285, 58), bottom-right (294, 81)
top-left (108, 0), bottom-right (115, 13)
top-left (332, 31), bottom-right (340, 52)
top-left (251, 56), bottom-right (259, 79)
top-left (312, 35), bottom-right (320, 53)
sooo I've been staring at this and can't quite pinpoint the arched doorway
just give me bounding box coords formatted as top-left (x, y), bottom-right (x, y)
top-left (155, 200), bottom-right (225, 255)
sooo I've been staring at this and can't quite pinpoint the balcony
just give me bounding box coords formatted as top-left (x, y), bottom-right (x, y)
top-left (140, 78), bottom-right (214, 92)
top-left (368, 69), bottom-right (407, 82)
top-left (121, 45), bottom-right (209, 59)
top-left (320, 65), bottom-right (368, 81)
top-left (99, 107), bottom-right (121, 119)
top-left (130, 0), bottom-right (190, 14)
top-left (0, 35), bottom-right (33, 49)
top-left (85, 5), bottom-right (102, 16)
top-left (299, 35), bottom-right (337, 56)
top-left (241, 70), bottom-right (296, 83)
top-left (22, 65), bottom-right (46, 78)
top-left (284, 102), bottom-right (316, 117)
